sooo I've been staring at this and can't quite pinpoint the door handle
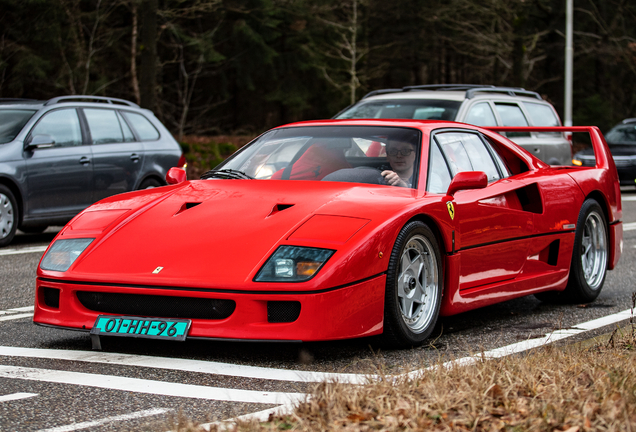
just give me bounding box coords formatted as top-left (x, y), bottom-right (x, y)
top-left (130, 153), bottom-right (140, 162)
top-left (79, 156), bottom-right (91, 165)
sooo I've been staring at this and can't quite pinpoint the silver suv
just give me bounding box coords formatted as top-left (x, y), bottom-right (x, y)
top-left (0, 96), bottom-right (185, 246)
top-left (335, 85), bottom-right (571, 166)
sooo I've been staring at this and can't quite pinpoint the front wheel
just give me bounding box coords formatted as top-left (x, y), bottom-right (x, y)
top-left (0, 185), bottom-right (18, 247)
top-left (381, 221), bottom-right (443, 348)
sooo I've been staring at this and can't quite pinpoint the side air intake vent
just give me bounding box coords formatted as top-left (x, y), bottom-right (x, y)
top-left (516, 183), bottom-right (543, 214)
top-left (267, 301), bottom-right (301, 323)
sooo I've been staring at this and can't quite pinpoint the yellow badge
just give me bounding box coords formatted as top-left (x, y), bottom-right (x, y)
top-left (446, 201), bottom-right (455, 220)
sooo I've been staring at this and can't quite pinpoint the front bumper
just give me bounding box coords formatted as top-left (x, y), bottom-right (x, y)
top-left (33, 275), bottom-right (386, 342)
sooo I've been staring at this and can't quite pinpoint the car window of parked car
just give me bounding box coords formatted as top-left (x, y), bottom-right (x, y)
top-left (30, 109), bottom-right (82, 147)
top-left (464, 102), bottom-right (497, 127)
top-left (605, 124), bottom-right (636, 144)
top-left (0, 109), bottom-right (36, 144)
top-left (494, 103), bottom-right (531, 138)
top-left (523, 102), bottom-right (561, 138)
top-left (435, 131), bottom-right (501, 182)
top-left (335, 99), bottom-right (461, 121)
top-left (427, 140), bottom-right (452, 193)
top-left (116, 111), bottom-right (136, 142)
top-left (84, 108), bottom-right (128, 144)
top-left (121, 111), bottom-right (160, 141)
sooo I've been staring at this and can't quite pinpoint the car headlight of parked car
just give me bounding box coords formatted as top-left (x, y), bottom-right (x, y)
top-left (40, 239), bottom-right (94, 272)
top-left (255, 246), bottom-right (335, 282)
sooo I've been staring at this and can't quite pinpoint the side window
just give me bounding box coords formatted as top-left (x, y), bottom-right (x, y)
top-left (116, 112), bottom-right (136, 142)
top-left (494, 103), bottom-right (530, 138)
top-left (435, 132), bottom-right (500, 182)
top-left (464, 102), bottom-right (497, 126)
top-left (427, 141), bottom-right (452, 193)
top-left (523, 102), bottom-right (560, 138)
top-left (30, 109), bottom-right (82, 147)
top-left (121, 112), bottom-right (160, 141)
top-left (84, 109), bottom-right (124, 144)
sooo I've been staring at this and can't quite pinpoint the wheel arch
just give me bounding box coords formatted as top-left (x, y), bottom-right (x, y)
top-left (585, 190), bottom-right (610, 229)
top-left (136, 174), bottom-right (165, 189)
top-left (0, 176), bottom-right (23, 225)
top-left (406, 213), bottom-right (449, 255)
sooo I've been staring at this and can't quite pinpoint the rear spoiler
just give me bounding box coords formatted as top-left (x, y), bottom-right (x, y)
top-left (483, 126), bottom-right (612, 170)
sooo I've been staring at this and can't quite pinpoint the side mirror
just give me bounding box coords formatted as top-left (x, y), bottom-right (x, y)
top-left (166, 167), bottom-right (187, 185)
top-left (25, 134), bottom-right (55, 150)
top-left (446, 171), bottom-right (488, 197)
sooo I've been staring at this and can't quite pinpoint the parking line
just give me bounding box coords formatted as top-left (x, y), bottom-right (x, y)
top-left (0, 246), bottom-right (48, 256)
top-left (0, 392), bottom-right (38, 402)
top-left (405, 308), bottom-right (634, 379)
top-left (0, 306), bottom-right (34, 316)
top-left (0, 365), bottom-right (305, 405)
top-left (0, 313), bottom-right (33, 322)
top-left (623, 222), bottom-right (636, 231)
top-left (37, 408), bottom-right (171, 432)
top-left (0, 346), bottom-right (367, 384)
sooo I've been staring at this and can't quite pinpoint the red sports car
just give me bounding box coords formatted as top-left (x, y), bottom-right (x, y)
top-left (33, 120), bottom-right (622, 348)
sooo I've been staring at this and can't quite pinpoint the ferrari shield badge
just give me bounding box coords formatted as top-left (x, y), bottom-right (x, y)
top-left (446, 201), bottom-right (455, 220)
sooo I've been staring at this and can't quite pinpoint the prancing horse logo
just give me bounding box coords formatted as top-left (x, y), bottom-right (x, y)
top-left (446, 201), bottom-right (455, 220)
top-left (152, 266), bottom-right (164, 274)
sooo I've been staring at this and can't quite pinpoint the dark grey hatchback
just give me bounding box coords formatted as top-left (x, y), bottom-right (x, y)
top-left (0, 96), bottom-right (185, 246)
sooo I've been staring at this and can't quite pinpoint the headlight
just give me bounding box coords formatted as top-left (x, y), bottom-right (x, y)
top-left (255, 246), bottom-right (335, 282)
top-left (40, 238), bottom-right (94, 272)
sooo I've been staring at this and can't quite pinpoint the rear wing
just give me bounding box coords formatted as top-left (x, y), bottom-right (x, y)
top-left (484, 126), bottom-right (613, 170)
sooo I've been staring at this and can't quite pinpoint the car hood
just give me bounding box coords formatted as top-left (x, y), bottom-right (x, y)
top-left (52, 180), bottom-right (421, 288)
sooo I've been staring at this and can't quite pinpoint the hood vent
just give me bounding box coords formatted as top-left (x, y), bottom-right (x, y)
top-left (268, 203), bottom-right (294, 217)
top-left (175, 202), bottom-right (202, 215)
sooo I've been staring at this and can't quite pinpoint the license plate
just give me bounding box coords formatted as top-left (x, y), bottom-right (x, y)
top-left (90, 315), bottom-right (191, 341)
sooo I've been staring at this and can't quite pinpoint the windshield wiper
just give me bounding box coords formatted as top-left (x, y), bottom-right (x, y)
top-left (200, 169), bottom-right (254, 180)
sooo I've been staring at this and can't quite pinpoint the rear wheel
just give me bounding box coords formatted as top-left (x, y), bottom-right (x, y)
top-left (381, 221), bottom-right (443, 348)
top-left (0, 185), bottom-right (18, 247)
top-left (535, 199), bottom-right (607, 303)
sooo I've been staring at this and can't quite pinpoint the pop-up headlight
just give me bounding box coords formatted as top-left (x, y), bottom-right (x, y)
top-left (255, 246), bottom-right (335, 282)
top-left (40, 238), bottom-right (94, 272)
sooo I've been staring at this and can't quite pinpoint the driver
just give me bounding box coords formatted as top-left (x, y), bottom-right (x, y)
top-left (381, 138), bottom-right (416, 188)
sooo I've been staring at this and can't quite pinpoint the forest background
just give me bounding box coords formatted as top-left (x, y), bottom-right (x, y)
top-left (1, 0), bottom-right (635, 145)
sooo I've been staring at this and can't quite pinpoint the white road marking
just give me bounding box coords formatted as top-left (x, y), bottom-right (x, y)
top-left (0, 365), bottom-right (305, 405)
top-left (0, 246), bottom-right (47, 256)
top-left (623, 222), bottom-right (636, 231)
top-left (0, 392), bottom-right (38, 402)
top-left (0, 306), bottom-right (34, 316)
top-left (621, 196), bottom-right (636, 201)
top-left (405, 308), bottom-right (634, 379)
top-left (0, 313), bottom-right (33, 322)
top-left (37, 408), bottom-right (171, 432)
top-left (0, 346), bottom-right (368, 384)
top-left (201, 404), bottom-right (296, 431)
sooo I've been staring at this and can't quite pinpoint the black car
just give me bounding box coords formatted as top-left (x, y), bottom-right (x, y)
top-left (0, 96), bottom-right (185, 246)
top-left (573, 118), bottom-right (636, 186)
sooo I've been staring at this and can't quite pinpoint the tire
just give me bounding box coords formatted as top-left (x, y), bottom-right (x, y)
top-left (19, 225), bottom-right (48, 234)
top-left (138, 178), bottom-right (162, 189)
top-left (535, 199), bottom-right (608, 304)
top-left (0, 185), bottom-right (18, 248)
top-left (381, 221), bottom-right (443, 348)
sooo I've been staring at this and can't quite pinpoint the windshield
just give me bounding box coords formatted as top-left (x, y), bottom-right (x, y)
top-left (605, 123), bottom-right (636, 144)
top-left (0, 109), bottom-right (36, 144)
top-left (335, 99), bottom-right (461, 121)
top-left (218, 126), bottom-right (422, 188)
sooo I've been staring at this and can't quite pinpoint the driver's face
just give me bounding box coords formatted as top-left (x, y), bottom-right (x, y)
top-left (386, 141), bottom-right (416, 175)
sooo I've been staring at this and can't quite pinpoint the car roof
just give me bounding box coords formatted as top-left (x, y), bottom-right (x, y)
top-left (358, 85), bottom-right (544, 103)
top-left (0, 95), bottom-right (140, 110)
top-left (275, 118), bottom-right (474, 131)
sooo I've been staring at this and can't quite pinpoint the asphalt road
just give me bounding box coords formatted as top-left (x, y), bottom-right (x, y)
top-left (1, 190), bottom-right (635, 431)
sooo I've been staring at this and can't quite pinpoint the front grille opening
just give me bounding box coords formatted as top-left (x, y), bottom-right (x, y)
top-left (267, 301), bottom-right (301, 323)
top-left (42, 287), bottom-right (60, 308)
top-left (77, 291), bottom-right (235, 320)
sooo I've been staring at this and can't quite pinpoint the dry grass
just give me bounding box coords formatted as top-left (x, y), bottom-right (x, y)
top-left (214, 327), bottom-right (635, 432)
top-left (174, 297), bottom-right (636, 432)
